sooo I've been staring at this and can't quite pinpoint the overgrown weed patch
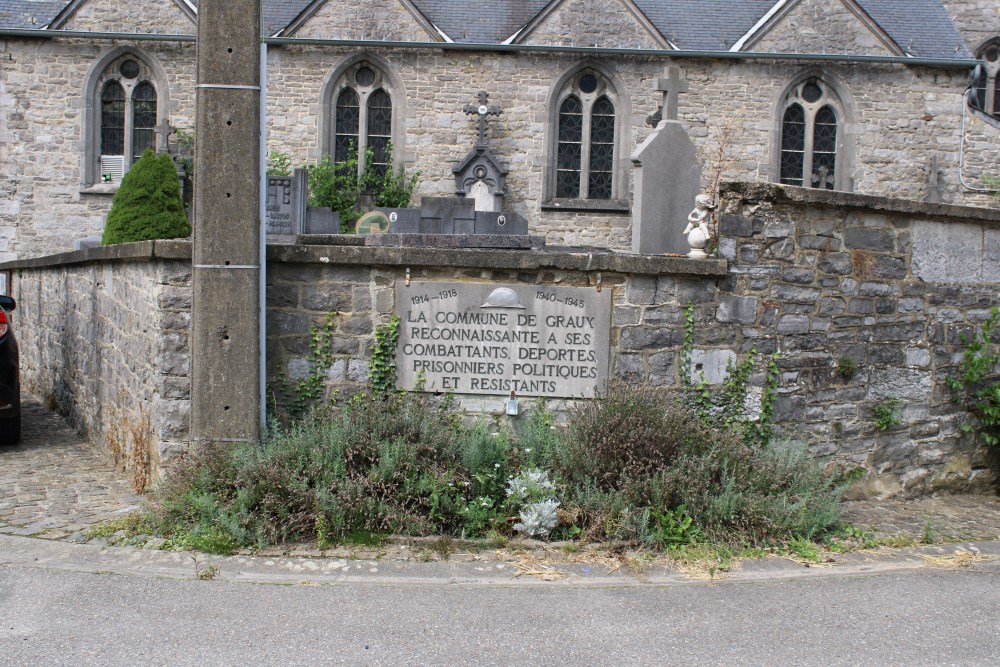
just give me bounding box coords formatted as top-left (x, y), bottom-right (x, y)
top-left (140, 384), bottom-right (849, 558)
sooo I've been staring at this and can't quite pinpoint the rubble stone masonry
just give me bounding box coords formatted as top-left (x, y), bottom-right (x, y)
top-left (3, 184), bottom-right (998, 497)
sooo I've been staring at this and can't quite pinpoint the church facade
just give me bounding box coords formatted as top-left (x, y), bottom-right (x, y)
top-left (0, 0), bottom-right (998, 260)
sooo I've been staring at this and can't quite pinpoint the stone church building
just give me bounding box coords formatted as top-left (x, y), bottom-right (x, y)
top-left (0, 0), bottom-right (998, 260)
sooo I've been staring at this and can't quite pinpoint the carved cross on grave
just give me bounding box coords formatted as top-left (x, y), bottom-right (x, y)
top-left (154, 118), bottom-right (175, 150)
top-left (463, 91), bottom-right (502, 147)
top-left (655, 66), bottom-right (688, 122)
top-left (812, 166), bottom-right (834, 190)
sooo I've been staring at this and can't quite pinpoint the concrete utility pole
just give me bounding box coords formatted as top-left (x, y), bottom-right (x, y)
top-left (190, 0), bottom-right (262, 447)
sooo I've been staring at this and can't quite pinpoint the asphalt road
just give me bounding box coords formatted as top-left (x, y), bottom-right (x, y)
top-left (0, 542), bottom-right (998, 666)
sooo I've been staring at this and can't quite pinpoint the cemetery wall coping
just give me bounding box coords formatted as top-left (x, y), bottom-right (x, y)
top-left (722, 182), bottom-right (1000, 226)
top-left (0, 240), bottom-right (728, 277)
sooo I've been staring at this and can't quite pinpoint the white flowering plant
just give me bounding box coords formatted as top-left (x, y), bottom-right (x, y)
top-left (505, 469), bottom-right (560, 538)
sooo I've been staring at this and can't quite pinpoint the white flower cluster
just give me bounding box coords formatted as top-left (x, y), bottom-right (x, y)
top-left (514, 498), bottom-right (560, 538)
top-left (506, 469), bottom-right (560, 538)
top-left (505, 469), bottom-right (555, 502)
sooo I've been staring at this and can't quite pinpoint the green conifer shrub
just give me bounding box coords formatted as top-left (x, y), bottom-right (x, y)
top-left (101, 149), bottom-right (191, 245)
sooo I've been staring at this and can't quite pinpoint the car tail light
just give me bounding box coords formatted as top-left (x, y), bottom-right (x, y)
top-left (0, 310), bottom-right (7, 338)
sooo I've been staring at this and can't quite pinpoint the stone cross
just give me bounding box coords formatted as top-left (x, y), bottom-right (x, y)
top-left (154, 118), bottom-right (175, 149)
top-left (812, 166), bottom-right (834, 189)
top-left (463, 91), bottom-right (502, 147)
top-left (655, 66), bottom-right (689, 121)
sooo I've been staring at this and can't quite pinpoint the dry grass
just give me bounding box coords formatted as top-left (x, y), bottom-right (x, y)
top-left (106, 390), bottom-right (151, 493)
top-left (919, 549), bottom-right (997, 569)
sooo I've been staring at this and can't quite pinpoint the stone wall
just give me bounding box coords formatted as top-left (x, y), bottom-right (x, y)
top-left (0, 38), bottom-right (197, 260)
top-left (2, 34), bottom-right (998, 261)
top-left (10, 241), bottom-right (191, 475)
top-left (3, 185), bottom-right (999, 498)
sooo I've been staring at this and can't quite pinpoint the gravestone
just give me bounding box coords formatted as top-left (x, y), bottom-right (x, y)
top-left (266, 167), bottom-right (339, 237)
top-left (475, 211), bottom-right (527, 235)
top-left (377, 207), bottom-right (422, 233)
top-left (453, 91), bottom-right (508, 212)
top-left (631, 67), bottom-right (700, 255)
top-left (419, 196), bottom-right (476, 234)
top-left (395, 281), bottom-right (611, 398)
top-left (265, 169), bottom-right (305, 237)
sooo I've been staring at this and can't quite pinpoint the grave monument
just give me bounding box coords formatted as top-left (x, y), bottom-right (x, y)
top-left (631, 66), bottom-right (700, 255)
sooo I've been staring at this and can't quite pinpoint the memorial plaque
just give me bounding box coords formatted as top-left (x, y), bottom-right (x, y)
top-left (395, 281), bottom-right (612, 398)
top-left (265, 168), bottom-right (306, 237)
top-left (265, 176), bottom-right (295, 235)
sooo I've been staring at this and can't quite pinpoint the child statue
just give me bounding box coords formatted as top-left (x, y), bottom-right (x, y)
top-left (683, 194), bottom-right (715, 259)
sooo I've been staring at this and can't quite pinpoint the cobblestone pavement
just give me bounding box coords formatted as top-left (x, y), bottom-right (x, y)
top-left (0, 396), bottom-right (141, 540)
top-left (1, 395), bottom-right (1000, 547)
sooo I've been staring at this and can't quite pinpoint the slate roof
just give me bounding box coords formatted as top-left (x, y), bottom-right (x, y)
top-left (0, 0), bottom-right (978, 60)
top-left (855, 0), bottom-right (971, 58)
top-left (635, 0), bottom-right (779, 52)
top-left (0, 0), bottom-right (64, 29)
top-left (410, 0), bottom-right (550, 44)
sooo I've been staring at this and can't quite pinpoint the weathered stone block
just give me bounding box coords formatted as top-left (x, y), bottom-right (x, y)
top-left (719, 214), bottom-right (753, 237)
top-left (648, 352), bottom-right (675, 386)
top-left (626, 276), bottom-right (657, 305)
top-left (845, 227), bottom-right (894, 251)
top-left (781, 268), bottom-right (815, 284)
top-left (615, 354), bottom-right (643, 382)
top-left (771, 285), bottom-right (820, 303)
top-left (818, 252), bottom-right (852, 274)
top-left (716, 295), bottom-right (758, 324)
top-left (688, 348), bottom-right (736, 385)
top-left (777, 315), bottom-right (810, 335)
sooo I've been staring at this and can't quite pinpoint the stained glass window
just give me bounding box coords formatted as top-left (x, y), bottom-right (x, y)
top-left (557, 96), bottom-right (583, 198)
top-left (329, 63), bottom-right (394, 177)
top-left (588, 96), bottom-right (615, 200)
top-left (367, 89), bottom-right (392, 177)
top-left (334, 88), bottom-right (360, 164)
top-left (779, 104), bottom-right (805, 187)
top-left (131, 82), bottom-right (157, 162)
top-left (812, 106), bottom-right (837, 190)
top-left (779, 80), bottom-right (841, 190)
top-left (101, 82), bottom-right (125, 156)
top-left (970, 43), bottom-right (1000, 119)
top-left (552, 71), bottom-right (619, 201)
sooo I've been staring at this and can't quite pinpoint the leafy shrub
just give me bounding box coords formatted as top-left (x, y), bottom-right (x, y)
top-left (663, 438), bottom-right (845, 545)
top-left (144, 385), bottom-right (844, 551)
top-left (307, 144), bottom-right (418, 233)
top-left (872, 396), bottom-right (903, 431)
top-left (946, 307), bottom-right (1000, 449)
top-left (557, 383), bottom-right (702, 501)
top-left (102, 149), bottom-right (191, 245)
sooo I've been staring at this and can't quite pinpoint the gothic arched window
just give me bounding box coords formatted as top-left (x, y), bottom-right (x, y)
top-left (971, 40), bottom-right (1000, 120)
top-left (779, 78), bottom-right (841, 190)
top-left (550, 69), bottom-right (622, 203)
top-left (331, 61), bottom-right (393, 176)
top-left (83, 49), bottom-right (168, 188)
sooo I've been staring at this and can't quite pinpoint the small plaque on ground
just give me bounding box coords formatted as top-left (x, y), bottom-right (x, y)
top-left (395, 281), bottom-right (611, 397)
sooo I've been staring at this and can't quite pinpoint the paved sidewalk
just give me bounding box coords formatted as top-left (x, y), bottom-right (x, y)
top-left (0, 396), bottom-right (141, 540)
top-left (1, 394), bottom-right (1000, 545)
